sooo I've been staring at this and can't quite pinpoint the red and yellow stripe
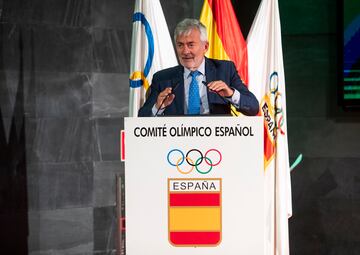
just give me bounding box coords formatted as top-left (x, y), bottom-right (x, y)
top-left (168, 191), bottom-right (221, 246)
top-left (169, 193), bottom-right (220, 206)
top-left (200, 0), bottom-right (248, 85)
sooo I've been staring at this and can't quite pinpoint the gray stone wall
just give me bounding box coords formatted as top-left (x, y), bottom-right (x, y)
top-left (0, 0), bottom-right (194, 254)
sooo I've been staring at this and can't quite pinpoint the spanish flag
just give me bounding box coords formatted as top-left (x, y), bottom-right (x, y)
top-left (200, 0), bottom-right (248, 85)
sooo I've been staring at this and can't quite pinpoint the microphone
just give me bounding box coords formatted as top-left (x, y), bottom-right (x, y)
top-left (202, 81), bottom-right (239, 116)
top-left (154, 79), bottom-right (180, 116)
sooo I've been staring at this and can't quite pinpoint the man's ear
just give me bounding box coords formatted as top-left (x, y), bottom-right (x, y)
top-left (204, 41), bottom-right (209, 52)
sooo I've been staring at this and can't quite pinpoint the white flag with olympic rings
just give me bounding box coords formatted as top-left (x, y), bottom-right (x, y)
top-left (129, 0), bottom-right (178, 117)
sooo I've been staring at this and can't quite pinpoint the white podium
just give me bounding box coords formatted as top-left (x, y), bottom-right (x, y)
top-left (124, 116), bottom-right (264, 254)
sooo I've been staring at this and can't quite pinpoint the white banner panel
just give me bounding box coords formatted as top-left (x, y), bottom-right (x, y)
top-left (125, 116), bottom-right (264, 254)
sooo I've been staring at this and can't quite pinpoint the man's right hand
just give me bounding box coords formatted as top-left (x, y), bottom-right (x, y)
top-left (156, 87), bottom-right (175, 110)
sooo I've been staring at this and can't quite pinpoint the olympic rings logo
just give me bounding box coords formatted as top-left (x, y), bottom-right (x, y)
top-left (129, 12), bottom-right (154, 90)
top-left (167, 149), bottom-right (222, 175)
top-left (269, 72), bottom-right (286, 136)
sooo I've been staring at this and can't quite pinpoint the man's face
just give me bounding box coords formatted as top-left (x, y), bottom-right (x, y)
top-left (175, 29), bottom-right (209, 71)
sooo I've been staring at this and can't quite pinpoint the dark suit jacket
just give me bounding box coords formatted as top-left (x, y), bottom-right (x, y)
top-left (138, 58), bottom-right (259, 116)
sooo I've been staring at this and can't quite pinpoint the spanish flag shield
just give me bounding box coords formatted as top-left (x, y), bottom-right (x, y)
top-left (168, 178), bottom-right (222, 246)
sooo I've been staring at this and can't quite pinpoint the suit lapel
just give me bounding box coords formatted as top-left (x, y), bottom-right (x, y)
top-left (205, 58), bottom-right (217, 104)
top-left (173, 66), bottom-right (185, 115)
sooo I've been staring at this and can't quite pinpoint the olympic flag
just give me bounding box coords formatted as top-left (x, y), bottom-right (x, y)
top-left (199, 0), bottom-right (248, 85)
top-left (129, 0), bottom-right (178, 117)
top-left (247, 0), bottom-right (292, 254)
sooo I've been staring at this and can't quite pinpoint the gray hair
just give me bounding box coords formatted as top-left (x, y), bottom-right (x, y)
top-left (174, 18), bottom-right (208, 43)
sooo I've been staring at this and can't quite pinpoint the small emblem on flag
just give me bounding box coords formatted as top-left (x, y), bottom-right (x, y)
top-left (168, 178), bottom-right (222, 247)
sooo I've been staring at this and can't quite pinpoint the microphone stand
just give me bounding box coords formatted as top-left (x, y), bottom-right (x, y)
top-left (154, 81), bottom-right (180, 117)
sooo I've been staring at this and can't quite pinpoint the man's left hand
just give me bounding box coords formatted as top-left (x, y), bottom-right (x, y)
top-left (207, 80), bottom-right (234, 98)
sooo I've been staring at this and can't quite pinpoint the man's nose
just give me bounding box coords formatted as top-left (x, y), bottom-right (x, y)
top-left (183, 45), bottom-right (190, 54)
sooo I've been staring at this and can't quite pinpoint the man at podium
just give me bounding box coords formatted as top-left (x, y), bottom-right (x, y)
top-left (138, 18), bottom-right (259, 117)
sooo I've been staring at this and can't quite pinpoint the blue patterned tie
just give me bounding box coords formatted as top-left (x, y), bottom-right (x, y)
top-left (188, 71), bottom-right (201, 115)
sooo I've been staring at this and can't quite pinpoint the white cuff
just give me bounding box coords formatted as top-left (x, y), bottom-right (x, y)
top-left (227, 89), bottom-right (240, 107)
top-left (152, 104), bottom-right (164, 116)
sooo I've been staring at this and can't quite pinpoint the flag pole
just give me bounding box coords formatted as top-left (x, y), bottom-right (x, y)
top-left (274, 131), bottom-right (278, 255)
top-left (116, 175), bottom-right (124, 255)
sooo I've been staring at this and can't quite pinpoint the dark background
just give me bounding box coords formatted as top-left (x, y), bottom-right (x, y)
top-left (0, 0), bottom-right (359, 254)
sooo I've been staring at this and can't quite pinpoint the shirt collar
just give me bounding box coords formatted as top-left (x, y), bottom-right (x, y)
top-left (184, 58), bottom-right (206, 78)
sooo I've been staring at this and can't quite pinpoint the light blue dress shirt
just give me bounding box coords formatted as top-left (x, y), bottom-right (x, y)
top-left (152, 58), bottom-right (240, 115)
